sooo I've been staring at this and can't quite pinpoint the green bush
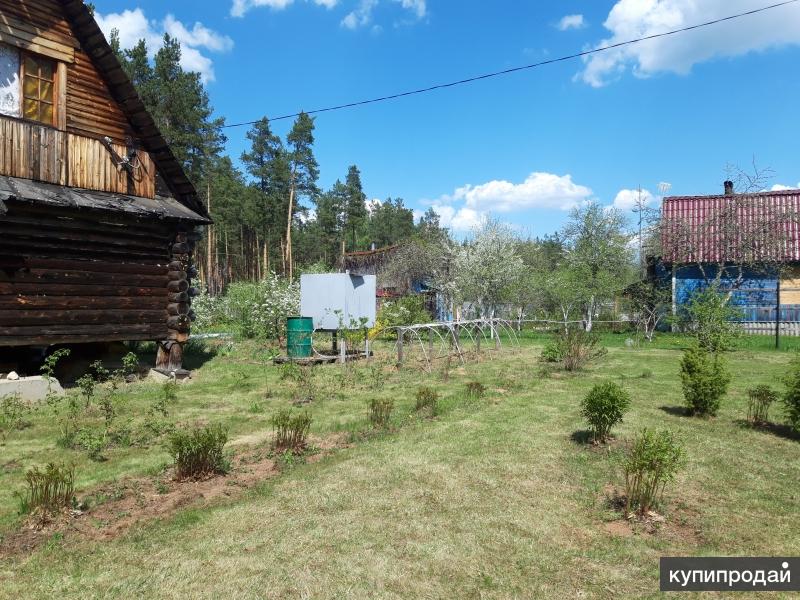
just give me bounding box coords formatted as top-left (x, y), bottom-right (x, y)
top-left (122, 352), bottom-right (139, 378)
top-left (17, 462), bottom-right (75, 516)
top-left (76, 429), bottom-right (107, 462)
top-left (679, 345), bottom-right (730, 417)
top-left (415, 386), bottom-right (438, 416)
top-left (377, 296), bottom-right (432, 330)
top-left (746, 385), bottom-right (779, 425)
top-left (581, 382), bottom-right (631, 443)
top-left (168, 424), bottom-right (229, 480)
top-left (539, 339), bottom-right (563, 363)
top-left (151, 380), bottom-right (178, 417)
top-left (622, 428), bottom-right (684, 517)
top-left (540, 329), bottom-right (606, 371)
top-left (465, 381), bottom-right (486, 399)
top-left (784, 353), bottom-right (800, 434)
top-left (76, 374), bottom-right (96, 408)
top-left (681, 286), bottom-right (742, 352)
top-left (369, 398), bottom-right (394, 429)
top-left (0, 393), bottom-right (29, 439)
top-left (271, 409), bottom-right (312, 452)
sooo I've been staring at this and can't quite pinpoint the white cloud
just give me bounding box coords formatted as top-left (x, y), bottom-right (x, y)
top-left (423, 172), bottom-right (593, 232)
top-left (430, 205), bottom-right (484, 232)
top-left (579, 0), bottom-right (800, 87)
top-left (556, 14), bottom-right (586, 31)
top-left (612, 188), bottom-right (656, 210)
top-left (771, 183), bottom-right (800, 191)
top-left (446, 172), bottom-right (593, 212)
top-left (342, 0), bottom-right (425, 29)
top-left (231, 0), bottom-right (337, 18)
top-left (96, 9), bottom-right (233, 83)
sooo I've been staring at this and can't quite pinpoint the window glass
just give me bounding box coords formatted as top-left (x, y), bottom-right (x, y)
top-left (22, 52), bottom-right (55, 125)
top-left (0, 44), bottom-right (20, 118)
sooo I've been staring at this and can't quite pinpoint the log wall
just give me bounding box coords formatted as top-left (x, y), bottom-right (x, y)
top-left (0, 203), bottom-right (171, 346)
top-left (0, 0), bottom-right (158, 197)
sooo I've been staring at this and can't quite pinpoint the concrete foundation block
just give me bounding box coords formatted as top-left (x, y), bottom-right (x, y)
top-left (0, 376), bottom-right (64, 403)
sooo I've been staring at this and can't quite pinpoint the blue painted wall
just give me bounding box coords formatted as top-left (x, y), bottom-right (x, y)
top-left (671, 263), bottom-right (799, 322)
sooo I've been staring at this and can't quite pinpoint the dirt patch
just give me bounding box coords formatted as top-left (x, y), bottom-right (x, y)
top-left (599, 485), bottom-right (705, 545)
top-left (602, 520), bottom-right (634, 538)
top-left (0, 433), bottom-right (352, 559)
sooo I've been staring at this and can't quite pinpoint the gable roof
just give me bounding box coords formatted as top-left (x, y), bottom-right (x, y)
top-left (58, 0), bottom-right (208, 218)
top-left (661, 189), bottom-right (800, 263)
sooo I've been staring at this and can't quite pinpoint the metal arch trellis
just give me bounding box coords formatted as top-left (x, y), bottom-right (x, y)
top-left (392, 318), bottom-right (520, 372)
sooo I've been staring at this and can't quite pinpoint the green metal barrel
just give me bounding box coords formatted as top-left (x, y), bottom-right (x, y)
top-left (287, 317), bottom-right (314, 359)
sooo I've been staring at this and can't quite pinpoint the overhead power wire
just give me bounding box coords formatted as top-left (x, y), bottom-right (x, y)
top-left (222, 0), bottom-right (800, 128)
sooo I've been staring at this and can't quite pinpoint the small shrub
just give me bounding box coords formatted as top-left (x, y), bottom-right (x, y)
top-left (581, 382), bottom-right (631, 443)
top-left (168, 424), bottom-right (229, 480)
top-left (369, 398), bottom-right (394, 429)
top-left (90, 360), bottom-right (110, 383)
top-left (415, 386), bottom-right (438, 416)
top-left (784, 353), bottom-right (800, 434)
top-left (122, 352), bottom-right (139, 378)
top-left (746, 385), bottom-right (779, 425)
top-left (543, 329), bottom-right (606, 371)
top-left (465, 381), bottom-right (487, 399)
top-left (679, 345), bottom-right (730, 417)
top-left (152, 380), bottom-right (178, 417)
top-left (18, 462), bottom-right (75, 516)
top-left (76, 429), bottom-right (107, 462)
top-left (279, 362), bottom-right (301, 381)
top-left (0, 393), bottom-right (29, 439)
top-left (540, 339), bottom-right (563, 363)
top-left (40, 348), bottom-right (70, 386)
top-left (76, 374), bottom-right (95, 408)
top-left (681, 286), bottom-right (742, 353)
top-left (622, 428), bottom-right (684, 517)
top-left (639, 369), bottom-right (653, 379)
top-left (292, 366), bottom-right (316, 404)
top-left (271, 409), bottom-right (312, 452)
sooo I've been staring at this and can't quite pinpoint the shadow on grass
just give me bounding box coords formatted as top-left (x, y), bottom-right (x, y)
top-left (182, 339), bottom-right (220, 371)
top-left (734, 419), bottom-right (800, 442)
top-left (660, 405), bottom-right (690, 417)
top-left (570, 430), bottom-right (593, 445)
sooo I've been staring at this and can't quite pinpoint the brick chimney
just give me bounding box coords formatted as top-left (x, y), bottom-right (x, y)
top-left (724, 180), bottom-right (734, 196)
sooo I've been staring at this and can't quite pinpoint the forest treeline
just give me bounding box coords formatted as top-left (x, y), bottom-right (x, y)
top-left (110, 32), bottom-right (439, 292)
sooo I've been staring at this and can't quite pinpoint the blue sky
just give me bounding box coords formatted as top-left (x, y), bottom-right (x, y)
top-left (93, 0), bottom-right (800, 236)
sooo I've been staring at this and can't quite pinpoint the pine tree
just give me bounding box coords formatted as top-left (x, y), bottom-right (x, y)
top-left (344, 165), bottom-right (368, 251)
top-left (284, 113), bottom-right (319, 280)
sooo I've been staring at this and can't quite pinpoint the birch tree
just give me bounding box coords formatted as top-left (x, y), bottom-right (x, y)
top-left (561, 203), bottom-right (634, 331)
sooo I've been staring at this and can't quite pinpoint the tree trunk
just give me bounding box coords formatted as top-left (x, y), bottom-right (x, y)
top-left (286, 179), bottom-right (296, 281)
top-left (585, 295), bottom-right (595, 332)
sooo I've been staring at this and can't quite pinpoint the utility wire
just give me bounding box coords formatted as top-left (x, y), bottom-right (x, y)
top-left (222, 0), bottom-right (800, 128)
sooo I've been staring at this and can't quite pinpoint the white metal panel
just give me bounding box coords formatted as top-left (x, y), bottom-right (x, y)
top-left (300, 273), bottom-right (376, 330)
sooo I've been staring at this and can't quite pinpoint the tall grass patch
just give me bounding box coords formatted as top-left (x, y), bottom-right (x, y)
top-left (168, 424), bottom-right (230, 480)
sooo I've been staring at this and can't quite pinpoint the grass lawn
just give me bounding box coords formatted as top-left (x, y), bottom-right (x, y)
top-left (1, 332), bottom-right (799, 598)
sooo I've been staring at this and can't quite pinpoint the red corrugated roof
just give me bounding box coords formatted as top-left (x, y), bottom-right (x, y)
top-left (661, 189), bottom-right (800, 263)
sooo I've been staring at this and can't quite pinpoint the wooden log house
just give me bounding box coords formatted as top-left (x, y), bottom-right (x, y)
top-left (0, 0), bottom-right (210, 372)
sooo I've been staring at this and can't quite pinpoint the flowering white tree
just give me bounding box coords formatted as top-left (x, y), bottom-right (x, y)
top-left (192, 273), bottom-right (300, 340)
top-left (454, 220), bottom-right (525, 319)
top-left (561, 202), bottom-right (634, 331)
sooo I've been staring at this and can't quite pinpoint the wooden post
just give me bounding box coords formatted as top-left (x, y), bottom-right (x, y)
top-left (397, 330), bottom-right (404, 368)
top-left (494, 322), bottom-right (500, 350)
top-left (339, 338), bottom-right (347, 364)
top-left (476, 328), bottom-right (481, 353)
top-left (428, 328), bottom-right (434, 359)
top-left (776, 277), bottom-right (781, 350)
